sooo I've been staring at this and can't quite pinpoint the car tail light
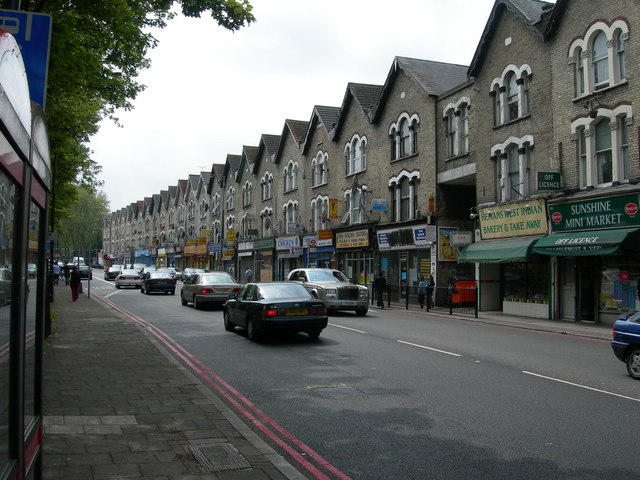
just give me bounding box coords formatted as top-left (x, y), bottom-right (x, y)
top-left (310, 305), bottom-right (327, 315)
top-left (134, 276), bottom-right (140, 280)
top-left (232, 287), bottom-right (241, 294)
top-left (262, 307), bottom-right (278, 317)
top-left (200, 288), bottom-right (213, 294)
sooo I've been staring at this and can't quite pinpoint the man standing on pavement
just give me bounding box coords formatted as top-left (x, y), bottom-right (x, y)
top-left (244, 267), bottom-right (253, 283)
top-left (52, 262), bottom-right (61, 285)
top-left (372, 272), bottom-right (387, 309)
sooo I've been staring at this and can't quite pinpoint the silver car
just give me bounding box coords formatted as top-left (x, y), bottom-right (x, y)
top-left (287, 268), bottom-right (369, 316)
top-left (115, 269), bottom-right (142, 289)
top-left (180, 271), bottom-right (241, 309)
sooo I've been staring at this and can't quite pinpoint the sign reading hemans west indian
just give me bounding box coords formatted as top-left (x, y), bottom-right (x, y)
top-left (549, 194), bottom-right (640, 232)
top-left (479, 199), bottom-right (547, 240)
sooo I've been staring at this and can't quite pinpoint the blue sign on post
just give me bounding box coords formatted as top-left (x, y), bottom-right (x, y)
top-left (0, 9), bottom-right (52, 107)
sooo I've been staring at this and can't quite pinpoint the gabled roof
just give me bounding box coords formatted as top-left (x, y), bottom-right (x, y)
top-left (159, 190), bottom-right (169, 212)
top-left (136, 200), bottom-right (144, 219)
top-left (222, 154), bottom-right (241, 187)
top-left (252, 134), bottom-right (282, 174)
top-left (334, 82), bottom-right (383, 139)
top-left (373, 57), bottom-right (468, 123)
top-left (208, 163), bottom-right (225, 194)
top-left (301, 106), bottom-right (341, 155)
top-left (187, 174), bottom-right (200, 198)
top-left (143, 197), bottom-right (153, 216)
top-left (236, 145), bottom-right (259, 183)
top-left (468, 0), bottom-right (554, 77)
top-left (196, 171), bottom-right (211, 197)
top-left (176, 179), bottom-right (188, 204)
top-left (152, 193), bottom-right (161, 214)
top-left (274, 119), bottom-right (309, 164)
top-left (167, 185), bottom-right (178, 206)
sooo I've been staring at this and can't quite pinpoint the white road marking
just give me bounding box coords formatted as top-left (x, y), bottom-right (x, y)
top-left (329, 323), bottom-right (367, 334)
top-left (522, 371), bottom-right (640, 402)
top-left (397, 340), bottom-right (461, 357)
top-left (104, 291), bottom-right (121, 298)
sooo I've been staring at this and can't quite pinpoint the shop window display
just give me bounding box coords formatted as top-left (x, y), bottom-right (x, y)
top-left (600, 259), bottom-right (640, 312)
top-left (502, 262), bottom-right (548, 303)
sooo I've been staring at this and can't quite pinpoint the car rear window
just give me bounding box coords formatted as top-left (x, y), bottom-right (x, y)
top-left (258, 284), bottom-right (311, 299)
top-left (202, 273), bottom-right (235, 284)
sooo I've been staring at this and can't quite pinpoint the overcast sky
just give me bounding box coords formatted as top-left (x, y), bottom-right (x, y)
top-left (90, 0), bottom-right (501, 212)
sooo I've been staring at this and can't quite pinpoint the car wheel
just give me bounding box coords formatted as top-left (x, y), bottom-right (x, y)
top-left (193, 295), bottom-right (200, 310)
top-left (180, 292), bottom-right (188, 306)
top-left (307, 329), bottom-right (322, 341)
top-left (355, 308), bottom-right (368, 316)
top-left (115, 284), bottom-right (120, 289)
top-left (145, 288), bottom-right (150, 295)
top-left (223, 311), bottom-right (235, 331)
top-left (626, 347), bottom-right (640, 380)
top-left (246, 319), bottom-right (260, 342)
top-left (140, 286), bottom-right (144, 294)
top-left (170, 290), bottom-right (175, 295)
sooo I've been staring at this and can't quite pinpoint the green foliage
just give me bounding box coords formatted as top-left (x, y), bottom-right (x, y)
top-left (57, 188), bottom-right (110, 260)
top-left (12, 0), bottom-right (254, 228)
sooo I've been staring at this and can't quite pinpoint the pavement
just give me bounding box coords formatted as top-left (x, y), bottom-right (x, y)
top-left (43, 282), bottom-right (613, 479)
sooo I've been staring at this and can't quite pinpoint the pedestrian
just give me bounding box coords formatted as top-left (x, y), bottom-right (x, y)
top-left (417, 276), bottom-right (428, 309)
top-left (69, 266), bottom-right (81, 302)
top-left (52, 262), bottom-right (61, 285)
top-left (426, 274), bottom-right (435, 309)
top-left (62, 263), bottom-right (70, 286)
top-left (372, 272), bottom-right (387, 309)
top-left (244, 267), bottom-right (253, 283)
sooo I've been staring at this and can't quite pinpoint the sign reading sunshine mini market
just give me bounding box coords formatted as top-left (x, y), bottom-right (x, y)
top-left (549, 194), bottom-right (640, 232)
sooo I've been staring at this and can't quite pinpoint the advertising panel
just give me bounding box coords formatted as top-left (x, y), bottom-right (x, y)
top-left (479, 199), bottom-right (547, 239)
top-left (548, 194), bottom-right (640, 232)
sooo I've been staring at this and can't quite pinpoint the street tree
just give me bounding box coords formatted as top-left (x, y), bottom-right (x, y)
top-left (57, 188), bottom-right (109, 262)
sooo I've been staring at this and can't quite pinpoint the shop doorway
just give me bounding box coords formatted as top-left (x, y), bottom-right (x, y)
top-left (560, 257), bottom-right (600, 322)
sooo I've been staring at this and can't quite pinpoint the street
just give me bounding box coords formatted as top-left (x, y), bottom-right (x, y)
top-left (88, 277), bottom-right (640, 480)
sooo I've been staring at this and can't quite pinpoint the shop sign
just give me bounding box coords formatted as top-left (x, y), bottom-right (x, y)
top-left (254, 237), bottom-right (275, 249)
top-left (336, 229), bottom-right (369, 248)
top-left (451, 232), bottom-right (472, 246)
top-left (549, 194), bottom-right (640, 232)
top-left (157, 248), bottom-right (166, 255)
top-left (291, 247), bottom-right (303, 256)
top-left (318, 229), bottom-right (332, 240)
top-left (288, 223), bottom-right (304, 233)
top-left (371, 199), bottom-right (387, 211)
top-left (377, 224), bottom-right (436, 250)
top-left (209, 244), bottom-right (221, 253)
top-left (303, 235), bottom-right (317, 247)
top-left (247, 229), bottom-right (259, 236)
top-left (276, 235), bottom-right (300, 250)
top-left (479, 199), bottom-right (547, 240)
top-left (329, 199), bottom-right (339, 218)
top-left (165, 247), bottom-right (174, 254)
top-left (227, 228), bottom-right (235, 242)
top-left (198, 236), bottom-right (207, 245)
top-left (222, 248), bottom-right (235, 259)
top-left (187, 239), bottom-right (196, 246)
top-left (438, 227), bottom-right (461, 262)
top-left (537, 172), bottom-right (562, 190)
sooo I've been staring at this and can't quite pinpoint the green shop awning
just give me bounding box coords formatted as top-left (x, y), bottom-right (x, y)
top-left (531, 227), bottom-right (640, 256)
top-left (458, 236), bottom-right (543, 263)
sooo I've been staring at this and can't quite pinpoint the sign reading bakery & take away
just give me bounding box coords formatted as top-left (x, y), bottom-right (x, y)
top-left (479, 199), bottom-right (547, 240)
top-left (549, 194), bottom-right (640, 233)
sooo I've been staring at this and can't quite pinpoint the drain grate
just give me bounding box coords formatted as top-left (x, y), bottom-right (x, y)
top-left (188, 442), bottom-right (252, 473)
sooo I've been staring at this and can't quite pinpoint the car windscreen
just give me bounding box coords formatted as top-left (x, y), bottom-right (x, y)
top-left (308, 270), bottom-right (348, 282)
top-left (258, 284), bottom-right (311, 299)
top-left (201, 273), bottom-right (235, 284)
top-left (148, 272), bottom-right (172, 279)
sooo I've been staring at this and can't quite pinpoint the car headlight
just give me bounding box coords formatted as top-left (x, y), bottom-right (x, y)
top-left (359, 289), bottom-right (368, 299)
top-left (325, 288), bottom-right (337, 297)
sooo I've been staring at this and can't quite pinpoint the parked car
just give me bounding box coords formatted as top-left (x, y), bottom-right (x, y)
top-left (127, 263), bottom-right (146, 274)
top-left (115, 269), bottom-right (142, 289)
top-left (27, 263), bottom-right (37, 278)
top-left (140, 271), bottom-right (176, 295)
top-left (180, 271), bottom-right (241, 309)
top-left (104, 265), bottom-right (123, 280)
top-left (223, 282), bottom-right (328, 341)
top-left (287, 268), bottom-right (369, 316)
top-left (78, 265), bottom-right (92, 279)
top-left (612, 311), bottom-right (640, 379)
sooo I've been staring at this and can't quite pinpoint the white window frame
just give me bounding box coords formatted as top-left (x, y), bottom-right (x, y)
top-left (388, 113), bottom-right (419, 160)
top-left (311, 195), bottom-right (329, 233)
top-left (388, 170), bottom-right (420, 222)
top-left (491, 135), bottom-right (534, 202)
top-left (283, 200), bottom-right (298, 233)
top-left (344, 134), bottom-right (367, 176)
top-left (568, 20), bottom-right (629, 97)
top-left (489, 65), bottom-right (531, 125)
top-left (571, 105), bottom-right (633, 188)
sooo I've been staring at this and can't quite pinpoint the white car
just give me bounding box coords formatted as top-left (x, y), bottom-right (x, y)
top-left (287, 268), bottom-right (369, 316)
top-left (115, 269), bottom-right (142, 289)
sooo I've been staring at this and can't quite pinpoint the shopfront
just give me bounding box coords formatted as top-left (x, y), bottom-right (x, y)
top-left (532, 193), bottom-right (640, 325)
top-left (376, 223), bottom-right (436, 293)
top-left (303, 230), bottom-right (334, 268)
top-left (458, 199), bottom-right (550, 318)
top-left (335, 228), bottom-right (374, 285)
top-left (237, 241), bottom-right (254, 282)
top-left (276, 235), bottom-right (302, 281)
top-left (0, 32), bottom-right (52, 480)
top-left (253, 237), bottom-right (274, 282)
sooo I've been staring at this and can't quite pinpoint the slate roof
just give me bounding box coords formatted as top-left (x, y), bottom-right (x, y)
top-left (301, 106), bottom-right (341, 155)
top-left (252, 134), bottom-right (282, 174)
top-left (334, 83), bottom-right (383, 138)
top-left (372, 57), bottom-right (468, 122)
top-left (275, 119), bottom-right (309, 164)
top-left (468, 0), bottom-right (554, 76)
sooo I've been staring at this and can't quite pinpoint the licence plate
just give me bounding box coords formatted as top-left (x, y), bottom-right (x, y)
top-left (156, 281), bottom-right (168, 285)
top-left (342, 301), bottom-right (356, 306)
top-left (215, 288), bottom-right (230, 293)
top-left (285, 308), bottom-right (308, 316)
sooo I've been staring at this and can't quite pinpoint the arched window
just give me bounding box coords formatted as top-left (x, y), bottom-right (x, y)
top-left (591, 31), bottom-right (609, 88)
top-left (345, 136), bottom-right (367, 175)
top-left (616, 30), bottom-right (626, 81)
top-left (399, 118), bottom-right (411, 157)
top-left (595, 119), bottom-right (612, 184)
top-left (506, 73), bottom-right (519, 121)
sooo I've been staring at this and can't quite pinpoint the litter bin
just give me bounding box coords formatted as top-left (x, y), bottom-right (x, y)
top-left (451, 280), bottom-right (477, 305)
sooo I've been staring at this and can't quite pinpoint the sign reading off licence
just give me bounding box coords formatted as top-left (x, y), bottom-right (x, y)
top-left (538, 172), bottom-right (562, 190)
